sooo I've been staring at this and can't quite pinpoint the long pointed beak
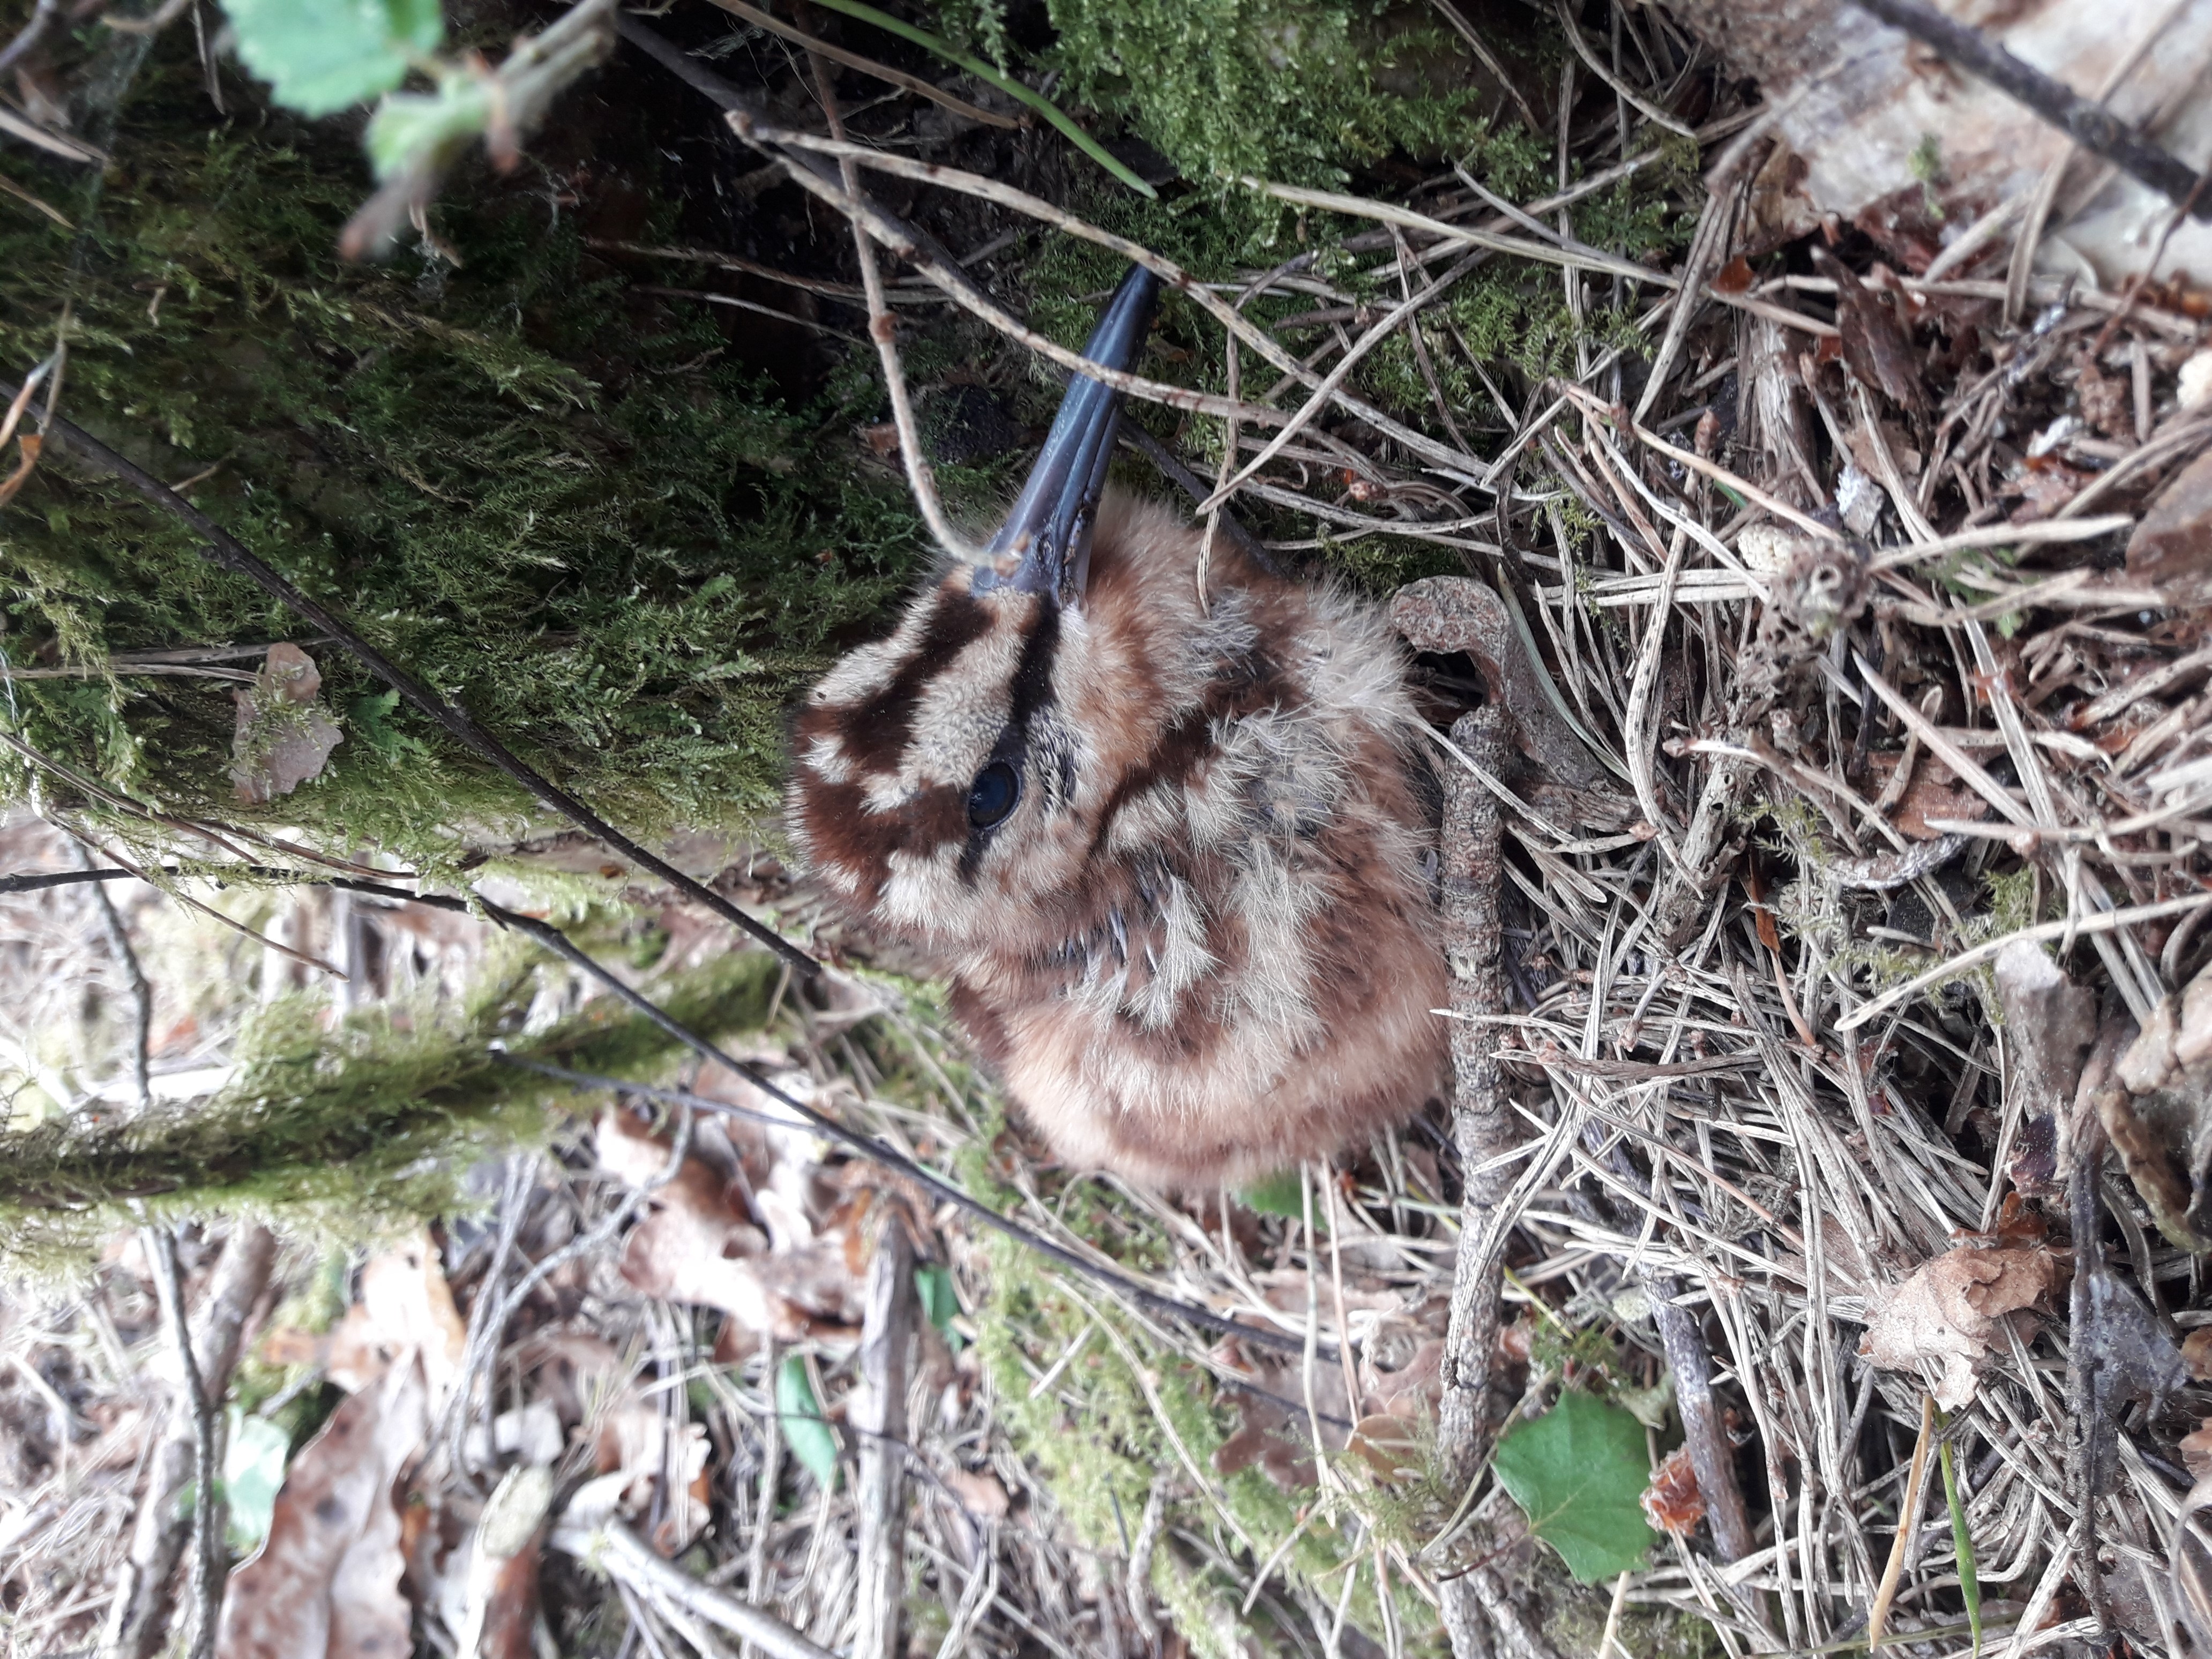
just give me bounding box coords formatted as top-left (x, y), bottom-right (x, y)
top-left (983, 265), bottom-right (1160, 608)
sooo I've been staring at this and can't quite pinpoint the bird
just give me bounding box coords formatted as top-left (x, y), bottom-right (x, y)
top-left (786, 267), bottom-right (1447, 1190)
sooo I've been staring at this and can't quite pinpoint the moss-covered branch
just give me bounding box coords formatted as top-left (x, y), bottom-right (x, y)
top-left (0, 943), bottom-right (780, 1265)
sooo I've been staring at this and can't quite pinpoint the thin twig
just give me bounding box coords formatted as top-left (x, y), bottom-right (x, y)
top-left (141, 1225), bottom-right (220, 1659)
top-left (70, 838), bottom-right (152, 1114)
top-left (105, 1224), bottom-right (275, 1659)
top-left (0, 0), bottom-right (59, 74)
top-left (549, 1519), bottom-right (838, 1659)
top-left (851, 1212), bottom-right (914, 1659)
top-left (1435, 707), bottom-right (1513, 1494)
top-left (702, 0), bottom-right (1017, 128)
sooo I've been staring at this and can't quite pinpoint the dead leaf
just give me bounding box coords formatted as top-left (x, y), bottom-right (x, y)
top-left (2184, 1329), bottom-right (2212, 1383)
top-left (1994, 944), bottom-right (2096, 1202)
top-left (1641, 1444), bottom-right (1705, 1537)
top-left (1712, 255), bottom-right (1755, 295)
top-left (1866, 752), bottom-right (1983, 840)
top-left (940, 1467), bottom-right (1010, 1519)
top-left (1359, 1336), bottom-right (1445, 1421)
top-left (2079, 1265), bottom-right (2187, 1491)
top-left (323, 1230), bottom-right (467, 1399)
top-left (512, 1331), bottom-right (621, 1426)
top-left (2073, 347), bottom-right (2131, 438)
top-left (2008, 458), bottom-right (2093, 524)
top-left (2130, 448), bottom-right (2212, 595)
top-left (1858, 1245), bottom-right (2067, 1408)
top-left (231, 644), bottom-right (343, 805)
top-left (599, 1108), bottom-right (868, 1341)
top-left (453, 1464), bottom-right (553, 1659)
top-left (1347, 1415), bottom-right (1424, 1485)
top-left (590, 1403), bottom-right (709, 1553)
top-left (217, 1354), bottom-right (428, 1659)
top-left (2104, 967), bottom-right (2212, 1250)
top-left (2118, 958), bottom-right (2212, 1094)
top-left (2180, 1418), bottom-right (2212, 1478)
top-left (1810, 245), bottom-right (1924, 413)
top-left (1843, 417), bottom-right (1922, 482)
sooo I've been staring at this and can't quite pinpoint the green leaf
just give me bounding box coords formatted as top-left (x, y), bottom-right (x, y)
top-left (915, 1263), bottom-right (963, 1351)
top-left (364, 80), bottom-right (492, 181)
top-left (1940, 1430), bottom-right (1982, 1658)
top-left (221, 0), bottom-right (445, 117)
top-left (224, 1409), bottom-right (290, 1554)
top-left (1238, 1168), bottom-right (1306, 1219)
top-left (1491, 1391), bottom-right (1657, 1583)
top-left (775, 1355), bottom-right (840, 1490)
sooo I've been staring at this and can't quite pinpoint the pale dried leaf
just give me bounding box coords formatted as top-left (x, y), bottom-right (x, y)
top-left (940, 1467), bottom-right (1010, 1519)
top-left (1858, 1246), bottom-right (2066, 1409)
top-left (230, 644), bottom-right (342, 805)
top-left (591, 1404), bottom-right (709, 1553)
top-left (599, 1108), bottom-right (868, 1339)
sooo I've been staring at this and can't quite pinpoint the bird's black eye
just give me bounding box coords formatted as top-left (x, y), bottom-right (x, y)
top-left (967, 760), bottom-right (1020, 829)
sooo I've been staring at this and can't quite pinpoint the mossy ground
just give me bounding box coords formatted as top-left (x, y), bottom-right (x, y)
top-left (0, 35), bottom-right (931, 878)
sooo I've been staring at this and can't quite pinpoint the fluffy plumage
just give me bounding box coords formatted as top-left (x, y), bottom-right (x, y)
top-left (788, 491), bottom-right (1446, 1189)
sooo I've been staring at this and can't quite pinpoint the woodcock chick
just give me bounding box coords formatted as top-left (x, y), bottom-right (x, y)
top-left (788, 268), bottom-right (1447, 1189)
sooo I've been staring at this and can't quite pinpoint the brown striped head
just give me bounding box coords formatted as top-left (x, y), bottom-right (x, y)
top-left (788, 266), bottom-right (1160, 951)
top-left (787, 566), bottom-right (1093, 947)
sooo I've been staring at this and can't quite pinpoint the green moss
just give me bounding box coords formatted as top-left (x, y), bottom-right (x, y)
top-left (0, 937), bottom-right (782, 1266)
top-left (1040, 0), bottom-right (1503, 189)
top-left (0, 48), bottom-right (928, 875)
top-left (960, 1103), bottom-right (1433, 1650)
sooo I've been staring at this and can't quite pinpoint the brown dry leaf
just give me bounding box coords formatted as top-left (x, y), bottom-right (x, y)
top-left (2104, 962), bottom-right (2212, 1250)
top-left (2073, 347), bottom-right (2132, 437)
top-left (599, 1108), bottom-right (869, 1341)
top-left (2180, 1418), bottom-right (2212, 1478)
top-left (1843, 417), bottom-right (1922, 482)
top-left (2185, 1329), bottom-right (2212, 1384)
top-left (1359, 1335), bottom-right (1445, 1421)
top-left (940, 1467), bottom-right (1010, 1519)
top-left (1711, 255), bottom-right (1755, 296)
top-left (216, 1355), bottom-right (428, 1659)
top-left (1641, 1444), bottom-right (1705, 1537)
top-left (1858, 1245), bottom-right (2067, 1408)
top-left (1347, 1415), bottom-right (1423, 1485)
top-left (589, 1403), bottom-right (710, 1553)
top-left (512, 1330), bottom-right (621, 1426)
top-left (1891, 757), bottom-right (1984, 840)
top-left (1810, 244), bottom-right (1924, 413)
top-left (2008, 458), bottom-right (2093, 524)
top-left (452, 1464), bottom-right (554, 1659)
top-left (324, 1229), bottom-right (468, 1400)
top-left (230, 643), bottom-right (343, 805)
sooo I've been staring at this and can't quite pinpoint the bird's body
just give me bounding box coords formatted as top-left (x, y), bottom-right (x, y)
top-left (790, 492), bottom-right (1447, 1189)
top-left (787, 270), bottom-right (1446, 1189)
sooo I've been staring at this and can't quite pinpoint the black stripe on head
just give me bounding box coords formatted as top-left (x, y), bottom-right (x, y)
top-left (958, 604), bottom-right (1063, 881)
top-left (835, 586), bottom-right (993, 775)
